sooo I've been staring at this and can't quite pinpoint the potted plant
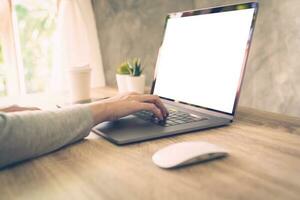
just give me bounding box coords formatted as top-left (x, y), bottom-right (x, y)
top-left (116, 58), bottom-right (145, 94)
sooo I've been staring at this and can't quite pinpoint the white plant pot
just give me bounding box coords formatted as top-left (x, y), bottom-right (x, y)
top-left (127, 74), bottom-right (145, 94)
top-left (116, 74), bottom-right (128, 93)
top-left (116, 74), bottom-right (146, 94)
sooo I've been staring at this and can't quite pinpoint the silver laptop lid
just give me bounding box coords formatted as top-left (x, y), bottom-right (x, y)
top-left (151, 2), bottom-right (259, 116)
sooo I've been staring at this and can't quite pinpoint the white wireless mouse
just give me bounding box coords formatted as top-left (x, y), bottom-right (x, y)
top-left (152, 141), bottom-right (228, 169)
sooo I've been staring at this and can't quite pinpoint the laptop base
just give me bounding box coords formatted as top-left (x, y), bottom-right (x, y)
top-left (92, 115), bottom-right (231, 145)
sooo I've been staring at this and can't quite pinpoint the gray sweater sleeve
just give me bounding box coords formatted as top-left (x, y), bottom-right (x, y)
top-left (0, 105), bottom-right (94, 168)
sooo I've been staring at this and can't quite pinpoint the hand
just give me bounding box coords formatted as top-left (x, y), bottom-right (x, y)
top-left (88, 92), bottom-right (169, 125)
top-left (0, 105), bottom-right (40, 113)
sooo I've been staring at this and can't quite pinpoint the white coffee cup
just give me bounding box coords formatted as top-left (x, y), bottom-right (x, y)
top-left (67, 65), bottom-right (91, 103)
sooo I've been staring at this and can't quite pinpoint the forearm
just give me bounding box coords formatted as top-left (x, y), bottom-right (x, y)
top-left (0, 105), bottom-right (93, 169)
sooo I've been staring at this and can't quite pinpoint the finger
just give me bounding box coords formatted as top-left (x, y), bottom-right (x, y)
top-left (135, 95), bottom-right (168, 117)
top-left (138, 102), bottom-right (164, 120)
top-left (134, 95), bottom-right (167, 115)
top-left (16, 106), bottom-right (40, 110)
top-left (147, 97), bottom-right (168, 118)
top-left (26, 107), bottom-right (41, 111)
top-left (1, 105), bottom-right (40, 113)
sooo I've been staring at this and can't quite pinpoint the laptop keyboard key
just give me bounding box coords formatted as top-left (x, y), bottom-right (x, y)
top-left (134, 109), bottom-right (208, 127)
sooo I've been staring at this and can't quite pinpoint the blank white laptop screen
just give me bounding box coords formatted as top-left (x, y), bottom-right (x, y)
top-left (153, 8), bottom-right (255, 114)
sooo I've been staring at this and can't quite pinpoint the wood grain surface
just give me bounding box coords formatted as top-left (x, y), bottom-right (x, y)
top-left (0, 87), bottom-right (299, 200)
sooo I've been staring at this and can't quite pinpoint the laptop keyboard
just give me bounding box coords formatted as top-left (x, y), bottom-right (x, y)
top-left (134, 108), bottom-right (208, 127)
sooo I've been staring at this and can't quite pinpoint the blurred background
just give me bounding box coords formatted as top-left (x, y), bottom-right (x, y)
top-left (0, 0), bottom-right (299, 117)
top-left (93, 0), bottom-right (300, 117)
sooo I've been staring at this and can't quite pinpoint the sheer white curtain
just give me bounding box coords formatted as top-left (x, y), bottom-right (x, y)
top-left (0, 0), bottom-right (25, 96)
top-left (51, 0), bottom-right (105, 92)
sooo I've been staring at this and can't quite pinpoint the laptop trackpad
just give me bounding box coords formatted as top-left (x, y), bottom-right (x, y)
top-left (100, 115), bottom-right (153, 129)
top-left (94, 115), bottom-right (164, 143)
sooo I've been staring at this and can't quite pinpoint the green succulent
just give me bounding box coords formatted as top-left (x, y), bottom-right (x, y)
top-left (116, 62), bottom-right (130, 75)
top-left (117, 58), bottom-right (143, 76)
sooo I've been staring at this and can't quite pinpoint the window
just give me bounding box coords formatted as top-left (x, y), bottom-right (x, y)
top-left (0, 0), bottom-right (57, 98)
top-left (1, 0), bottom-right (103, 100)
top-left (14, 0), bottom-right (57, 93)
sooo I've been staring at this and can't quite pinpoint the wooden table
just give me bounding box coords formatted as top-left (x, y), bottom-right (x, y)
top-left (1, 87), bottom-right (300, 200)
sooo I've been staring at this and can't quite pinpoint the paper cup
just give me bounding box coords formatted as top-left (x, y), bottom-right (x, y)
top-left (67, 65), bottom-right (91, 103)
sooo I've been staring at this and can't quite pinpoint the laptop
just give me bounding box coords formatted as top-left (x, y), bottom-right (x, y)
top-left (93, 2), bottom-right (259, 145)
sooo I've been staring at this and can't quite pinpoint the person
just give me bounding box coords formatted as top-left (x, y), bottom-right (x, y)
top-left (0, 92), bottom-right (168, 169)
